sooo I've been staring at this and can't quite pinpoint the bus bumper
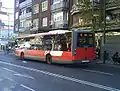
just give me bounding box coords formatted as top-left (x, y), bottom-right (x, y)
top-left (73, 60), bottom-right (97, 64)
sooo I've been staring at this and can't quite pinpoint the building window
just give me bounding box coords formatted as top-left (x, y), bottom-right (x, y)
top-left (20, 21), bottom-right (23, 28)
top-left (20, 8), bottom-right (26, 15)
top-left (53, 12), bottom-right (63, 22)
top-left (42, 0), bottom-right (48, 12)
top-left (26, 19), bottom-right (32, 28)
top-left (53, 0), bottom-right (63, 4)
top-left (42, 17), bottom-right (47, 27)
top-left (16, 0), bottom-right (19, 7)
top-left (15, 24), bottom-right (18, 31)
top-left (19, 0), bottom-right (26, 3)
top-left (26, 7), bottom-right (32, 13)
top-left (33, 4), bottom-right (39, 14)
top-left (15, 12), bottom-right (19, 19)
top-left (20, 20), bottom-right (26, 28)
top-left (33, 18), bottom-right (39, 28)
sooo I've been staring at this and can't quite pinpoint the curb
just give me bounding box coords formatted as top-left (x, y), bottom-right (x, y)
top-left (98, 63), bottom-right (120, 69)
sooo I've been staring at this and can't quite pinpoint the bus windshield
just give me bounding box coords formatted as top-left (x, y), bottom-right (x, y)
top-left (77, 33), bottom-right (95, 47)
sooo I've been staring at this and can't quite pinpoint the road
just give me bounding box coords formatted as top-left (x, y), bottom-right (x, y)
top-left (0, 52), bottom-right (120, 91)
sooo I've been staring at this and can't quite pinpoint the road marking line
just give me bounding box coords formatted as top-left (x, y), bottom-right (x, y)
top-left (6, 77), bottom-right (14, 82)
top-left (81, 69), bottom-right (114, 76)
top-left (22, 61), bottom-right (27, 63)
top-left (20, 84), bottom-right (35, 91)
top-left (14, 74), bottom-right (35, 79)
top-left (3, 68), bottom-right (34, 79)
top-left (0, 61), bottom-right (120, 91)
top-left (3, 68), bottom-right (19, 74)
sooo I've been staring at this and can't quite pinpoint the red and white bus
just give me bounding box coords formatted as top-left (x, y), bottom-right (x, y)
top-left (14, 30), bottom-right (96, 64)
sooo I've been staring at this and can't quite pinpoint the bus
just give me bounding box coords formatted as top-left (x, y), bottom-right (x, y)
top-left (14, 30), bottom-right (96, 64)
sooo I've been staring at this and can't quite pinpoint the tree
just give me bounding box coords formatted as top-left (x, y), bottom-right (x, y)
top-left (73, 0), bottom-right (101, 31)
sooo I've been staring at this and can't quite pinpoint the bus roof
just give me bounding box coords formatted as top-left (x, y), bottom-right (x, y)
top-left (17, 30), bottom-right (93, 39)
top-left (17, 30), bottom-right (71, 39)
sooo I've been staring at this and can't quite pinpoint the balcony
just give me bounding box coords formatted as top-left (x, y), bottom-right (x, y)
top-left (19, 12), bottom-right (32, 20)
top-left (106, 19), bottom-right (120, 30)
top-left (106, 2), bottom-right (120, 10)
top-left (51, 20), bottom-right (68, 28)
top-left (51, 1), bottom-right (68, 11)
top-left (19, 0), bottom-right (32, 9)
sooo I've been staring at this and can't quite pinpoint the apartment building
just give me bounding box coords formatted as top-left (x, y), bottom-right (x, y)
top-left (14, 0), bottom-right (73, 34)
top-left (105, 0), bottom-right (120, 31)
top-left (39, 0), bottom-right (51, 32)
top-left (50, 0), bottom-right (72, 30)
top-left (71, 0), bottom-right (101, 30)
top-left (14, 0), bottom-right (52, 34)
top-left (14, 0), bottom-right (32, 34)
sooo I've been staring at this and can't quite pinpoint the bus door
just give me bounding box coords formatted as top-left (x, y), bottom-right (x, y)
top-left (72, 31), bottom-right (96, 62)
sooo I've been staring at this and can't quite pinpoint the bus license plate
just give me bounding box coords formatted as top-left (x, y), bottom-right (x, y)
top-left (82, 60), bottom-right (90, 63)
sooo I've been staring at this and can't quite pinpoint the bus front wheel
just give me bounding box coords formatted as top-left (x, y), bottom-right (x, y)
top-left (46, 54), bottom-right (52, 64)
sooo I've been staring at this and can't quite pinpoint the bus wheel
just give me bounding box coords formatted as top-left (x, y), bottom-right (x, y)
top-left (46, 54), bottom-right (52, 64)
top-left (20, 52), bottom-right (24, 60)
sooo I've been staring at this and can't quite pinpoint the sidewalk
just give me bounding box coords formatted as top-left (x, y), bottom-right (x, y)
top-left (97, 60), bottom-right (120, 69)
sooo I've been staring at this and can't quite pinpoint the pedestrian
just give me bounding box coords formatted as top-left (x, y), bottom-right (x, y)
top-left (103, 50), bottom-right (108, 64)
top-left (112, 52), bottom-right (120, 64)
top-left (96, 47), bottom-right (100, 60)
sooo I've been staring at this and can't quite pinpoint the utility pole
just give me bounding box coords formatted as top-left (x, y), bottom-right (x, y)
top-left (103, 0), bottom-right (106, 45)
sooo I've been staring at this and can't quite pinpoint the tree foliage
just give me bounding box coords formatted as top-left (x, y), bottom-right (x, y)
top-left (76, 0), bottom-right (101, 30)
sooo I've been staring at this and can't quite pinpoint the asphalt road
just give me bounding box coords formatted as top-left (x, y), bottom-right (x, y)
top-left (0, 52), bottom-right (120, 91)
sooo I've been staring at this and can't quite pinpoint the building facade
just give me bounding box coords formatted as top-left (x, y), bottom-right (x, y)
top-left (50, 0), bottom-right (72, 30)
top-left (14, 0), bottom-right (32, 34)
top-left (14, 0), bottom-right (73, 34)
top-left (105, 0), bottom-right (120, 31)
top-left (71, 0), bottom-right (101, 30)
top-left (14, 0), bottom-right (52, 34)
top-left (39, 0), bottom-right (51, 32)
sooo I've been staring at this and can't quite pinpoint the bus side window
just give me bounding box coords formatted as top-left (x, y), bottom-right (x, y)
top-left (53, 34), bottom-right (68, 51)
top-left (67, 43), bottom-right (71, 51)
top-left (66, 32), bottom-right (72, 51)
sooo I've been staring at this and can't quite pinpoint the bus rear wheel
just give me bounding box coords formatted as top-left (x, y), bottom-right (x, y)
top-left (46, 55), bottom-right (52, 64)
top-left (20, 52), bottom-right (24, 60)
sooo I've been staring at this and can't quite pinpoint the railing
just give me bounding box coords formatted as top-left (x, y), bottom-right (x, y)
top-left (51, 1), bottom-right (68, 10)
top-left (106, 20), bottom-right (120, 25)
top-left (106, 19), bottom-right (120, 30)
top-left (106, 2), bottom-right (120, 10)
top-left (19, 0), bottom-right (32, 8)
top-left (19, 12), bottom-right (32, 20)
top-left (51, 20), bottom-right (68, 28)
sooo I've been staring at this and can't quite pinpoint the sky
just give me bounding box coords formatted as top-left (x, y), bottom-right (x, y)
top-left (0, 0), bottom-right (14, 26)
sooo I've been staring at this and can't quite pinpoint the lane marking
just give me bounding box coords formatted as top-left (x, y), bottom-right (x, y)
top-left (22, 61), bottom-right (27, 63)
top-left (81, 69), bottom-right (114, 76)
top-left (6, 77), bottom-right (14, 82)
top-left (3, 88), bottom-right (12, 91)
top-left (20, 84), bottom-right (35, 91)
top-left (3, 68), bottom-right (20, 74)
top-left (0, 61), bottom-right (120, 91)
top-left (14, 74), bottom-right (35, 79)
top-left (3, 68), bottom-right (34, 79)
